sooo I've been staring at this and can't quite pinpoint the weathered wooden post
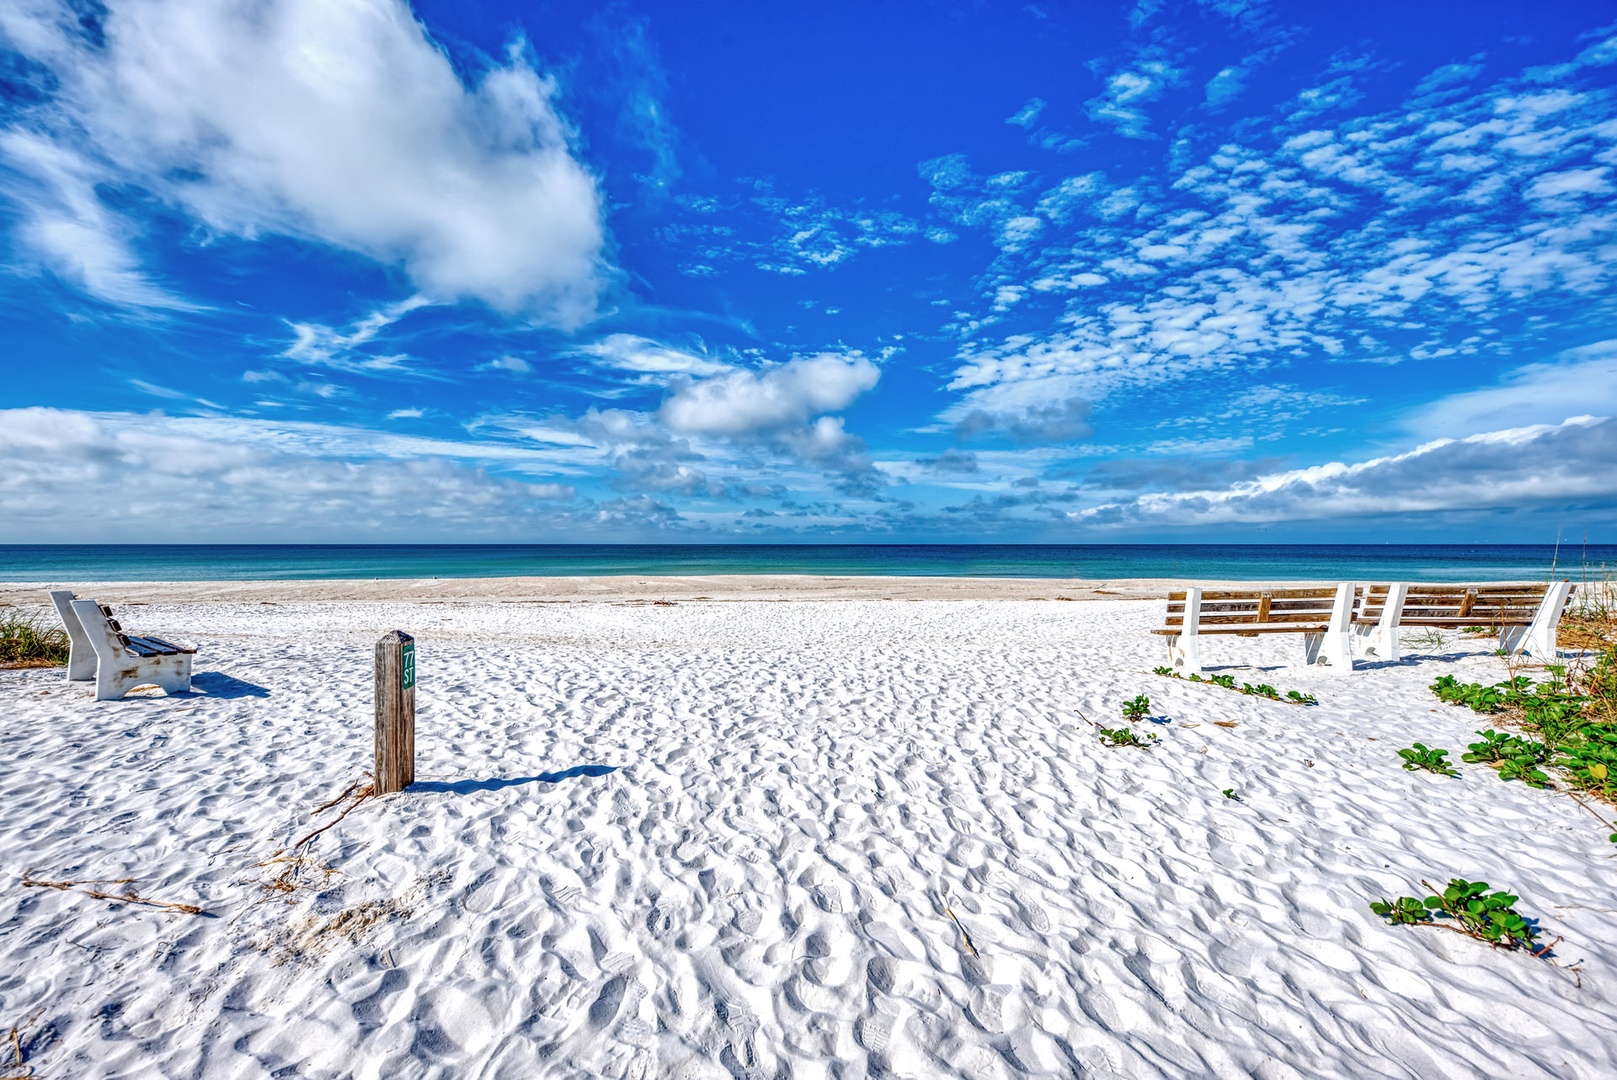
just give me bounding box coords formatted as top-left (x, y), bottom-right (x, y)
top-left (374, 630), bottom-right (416, 794)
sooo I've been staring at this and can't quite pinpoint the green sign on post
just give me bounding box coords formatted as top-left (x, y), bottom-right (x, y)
top-left (401, 641), bottom-right (416, 691)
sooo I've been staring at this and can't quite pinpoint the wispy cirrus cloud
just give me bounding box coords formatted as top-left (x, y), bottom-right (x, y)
top-left (1073, 416), bottom-right (1617, 528)
top-left (661, 183), bottom-right (922, 277)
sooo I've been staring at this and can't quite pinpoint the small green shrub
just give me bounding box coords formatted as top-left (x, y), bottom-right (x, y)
top-left (1121, 694), bottom-right (1152, 723)
top-left (1098, 727), bottom-right (1156, 749)
top-left (1285, 689), bottom-right (1317, 705)
top-left (1371, 878), bottom-right (1543, 952)
top-left (1221, 788), bottom-right (1239, 801)
top-left (1209, 674), bottom-right (1236, 689)
top-left (1397, 743), bottom-right (1459, 777)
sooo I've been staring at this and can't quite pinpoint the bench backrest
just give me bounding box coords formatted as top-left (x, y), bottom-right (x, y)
top-left (1359, 583), bottom-right (1561, 626)
top-left (1164, 587), bottom-right (1352, 628)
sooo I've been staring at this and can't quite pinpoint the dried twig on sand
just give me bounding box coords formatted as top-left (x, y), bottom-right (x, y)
top-left (1, 1023), bottom-right (30, 1080)
top-left (946, 905), bottom-right (980, 959)
top-left (20, 874), bottom-right (205, 915)
top-left (283, 775), bottom-right (376, 853)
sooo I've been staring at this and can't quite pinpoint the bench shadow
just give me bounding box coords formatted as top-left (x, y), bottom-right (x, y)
top-left (188, 671), bottom-right (272, 699)
top-left (412, 764), bottom-right (618, 795)
top-left (1356, 651), bottom-right (1477, 670)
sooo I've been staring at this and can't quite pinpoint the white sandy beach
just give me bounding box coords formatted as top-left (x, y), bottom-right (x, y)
top-left (2, 582), bottom-right (1615, 1078)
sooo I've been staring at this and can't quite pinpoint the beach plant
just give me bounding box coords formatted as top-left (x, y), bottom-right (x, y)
top-left (1463, 730), bottom-right (1553, 788)
top-left (1098, 726), bottom-right (1156, 749)
top-left (1370, 879), bottom-right (1543, 953)
top-left (1405, 628), bottom-right (1445, 650)
top-left (1152, 666), bottom-right (1318, 705)
top-left (0, 611), bottom-right (68, 667)
top-left (1121, 694), bottom-right (1152, 723)
top-left (1398, 743), bottom-right (1459, 777)
top-left (1556, 729), bottom-right (1617, 801)
top-left (1221, 788), bottom-right (1240, 801)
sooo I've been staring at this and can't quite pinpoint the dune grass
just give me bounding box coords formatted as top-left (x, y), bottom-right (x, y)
top-left (0, 611), bottom-right (68, 667)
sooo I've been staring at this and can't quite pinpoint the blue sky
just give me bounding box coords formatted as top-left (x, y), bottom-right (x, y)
top-left (2, 0), bottom-right (1615, 543)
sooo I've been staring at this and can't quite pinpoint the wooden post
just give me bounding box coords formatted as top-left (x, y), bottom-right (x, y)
top-left (374, 630), bottom-right (416, 794)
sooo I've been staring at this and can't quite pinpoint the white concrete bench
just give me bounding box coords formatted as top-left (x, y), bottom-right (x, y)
top-left (1353, 581), bottom-right (1575, 662)
top-left (49, 590), bottom-right (195, 700)
top-left (1152, 584), bottom-right (1357, 677)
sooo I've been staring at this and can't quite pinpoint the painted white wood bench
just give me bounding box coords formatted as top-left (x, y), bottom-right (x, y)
top-left (1353, 581), bottom-right (1575, 662)
top-left (1152, 584), bottom-right (1357, 677)
top-left (48, 590), bottom-right (195, 700)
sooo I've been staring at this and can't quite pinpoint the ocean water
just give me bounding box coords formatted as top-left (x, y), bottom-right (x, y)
top-left (0, 544), bottom-right (1612, 583)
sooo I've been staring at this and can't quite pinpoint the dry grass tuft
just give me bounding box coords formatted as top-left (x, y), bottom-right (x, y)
top-left (0, 613), bottom-right (67, 668)
top-left (20, 874), bottom-right (205, 915)
top-left (256, 853), bottom-right (341, 900)
top-left (274, 895), bottom-right (416, 967)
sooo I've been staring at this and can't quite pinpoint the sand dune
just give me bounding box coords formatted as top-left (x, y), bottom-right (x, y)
top-left (1, 593), bottom-right (1613, 1077)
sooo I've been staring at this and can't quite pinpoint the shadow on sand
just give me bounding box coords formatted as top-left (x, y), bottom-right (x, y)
top-left (412, 764), bottom-right (619, 795)
top-left (188, 671), bottom-right (272, 699)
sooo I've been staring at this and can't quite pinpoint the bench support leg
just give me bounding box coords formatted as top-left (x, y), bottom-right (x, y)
top-left (1370, 583), bottom-right (1406, 662)
top-left (1165, 633), bottom-right (1201, 677)
top-left (49, 590), bottom-right (98, 681)
top-left (1304, 583), bottom-right (1354, 675)
top-left (1166, 587), bottom-right (1202, 676)
top-left (1506, 580), bottom-right (1573, 659)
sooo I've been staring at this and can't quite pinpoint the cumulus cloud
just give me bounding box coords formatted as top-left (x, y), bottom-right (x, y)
top-left (660, 353), bottom-right (880, 436)
top-left (0, 0), bottom-right (607, 322)
top-left (1075, 416), bottom-right (1617, 527)
top-left (955, 393), bottom-right (1093, 445)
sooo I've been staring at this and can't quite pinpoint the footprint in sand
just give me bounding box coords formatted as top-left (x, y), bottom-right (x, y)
top-left (1017, 898), bottom-right (1051, 934)
top-left (588, 974), bottom-right (630, 1029)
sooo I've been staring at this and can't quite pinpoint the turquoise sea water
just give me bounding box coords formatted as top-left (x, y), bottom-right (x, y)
top-left (0, 544), bottom-right (1611, 583)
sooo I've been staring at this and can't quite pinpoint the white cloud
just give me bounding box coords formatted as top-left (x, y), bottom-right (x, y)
top-left (0, 0), bottom-right (607, 322)
top-left (1406, 342), bottom-right (1617, 437)
top-left (1087, 61), bottom-right (1182, 139)
top-left (478, 355), bottom-right (533, 374)
top-left (1007, 98), bottom-right (1047, 128)
top-left (0, 407), bottom-right (578, 541)
top-left (386, 408), bottom-right (424, 419)
top-left (660, 353), bottom-right (880, 436)
top-left (928, 40), bottom-right (1617, 439)
top-left (283, 296), bottom-right (432, 372)
top-left (1075, 416), bottom-right (1617, 527)
top-left (0, 129), bottom-right (199, 309)
top-left (578, 334), bottom-right (732, 377)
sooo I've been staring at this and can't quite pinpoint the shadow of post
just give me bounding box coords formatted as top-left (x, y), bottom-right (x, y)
top-left (411, 764), bottom-right (619, 795)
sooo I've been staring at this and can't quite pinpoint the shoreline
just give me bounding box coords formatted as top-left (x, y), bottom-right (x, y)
top-left (0, 573), bottom-right (1360, 605)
